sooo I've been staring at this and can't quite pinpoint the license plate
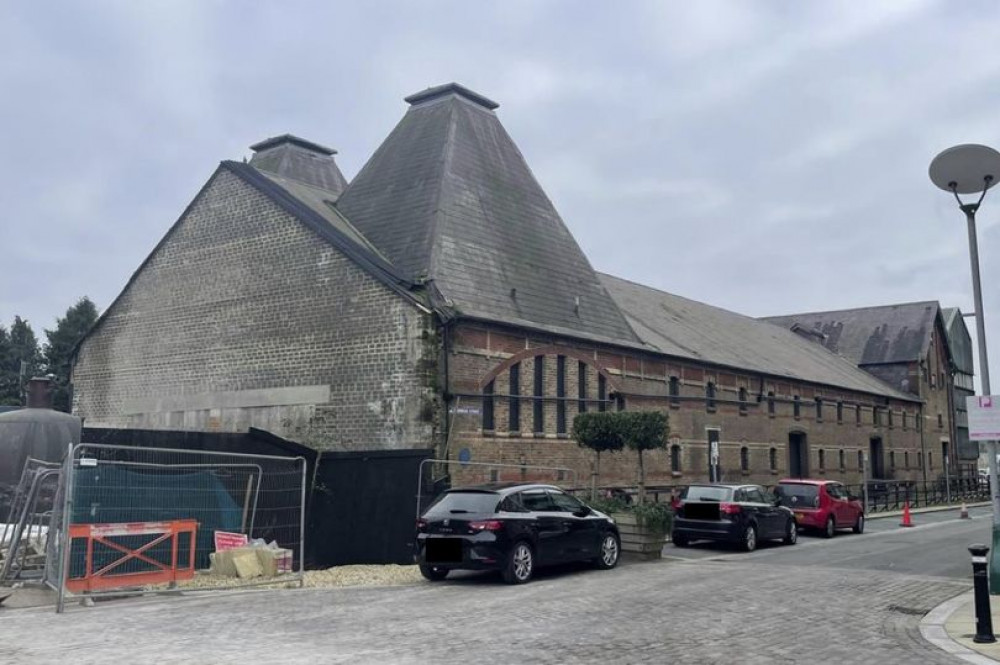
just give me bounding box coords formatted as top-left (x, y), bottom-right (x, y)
top-left (425, 538), bottom-right (462, 563)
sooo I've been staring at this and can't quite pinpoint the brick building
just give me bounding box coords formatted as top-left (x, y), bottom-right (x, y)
top-left (71, 83), bottom-right (965, 487)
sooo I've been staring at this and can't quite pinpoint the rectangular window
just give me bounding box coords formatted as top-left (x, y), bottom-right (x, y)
top-left (937, 413), bottom-right (943, 429)
top-left (533, 356), bottom-right (544, 434)
top-left (856, 405), bottom-right (862, 426)
top-left (873, 407), bottom-right (880, 427)
top-left (887, 409), bottom-right (893, 428)
top-left (669, 376), bottom-right (680, 406)
top-left (482, 380), bottom-right (495, 431)
top-left (767, 392), bottom-right (775, 416)
top-left (793, 395), bottom-right (801, 419)
top-left (598, 373), bottom-right (607, 412)
top-left (738, 387), bottom-right (748, 415)
top-left (509, 363), bottom-right (521, 432)
top-left (902, 411), bottom-right (907, 430)
top-left (815, 398), bottom-right (823, 421)
top-left (836, 401), bottom-right (843, 424)
top-left (556, 356), bottom-right (566, 435)
top-left (706, 382), bottom-right (716, 411)
top-left (578, 361), bottom-right (588, 413)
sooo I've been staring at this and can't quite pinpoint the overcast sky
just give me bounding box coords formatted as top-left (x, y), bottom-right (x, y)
top-left (3, 1), bottom-right (1000, 387)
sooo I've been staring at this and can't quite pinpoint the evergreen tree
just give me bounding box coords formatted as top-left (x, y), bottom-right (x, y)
top-left (0, 324), bottom-right (14, 406)
top-left (44, 297), bottom-right (99, 412)
top-left (0, 317), bottom-right (42, 406)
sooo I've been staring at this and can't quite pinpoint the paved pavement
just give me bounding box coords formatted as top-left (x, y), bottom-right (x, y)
top-left (0, 507), bottom-right (989, 664)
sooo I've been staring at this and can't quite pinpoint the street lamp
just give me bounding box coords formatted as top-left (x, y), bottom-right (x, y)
top-left (930, 143), bottom-right (1000, 589)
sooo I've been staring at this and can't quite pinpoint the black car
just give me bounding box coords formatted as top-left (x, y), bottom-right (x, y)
top-left (415, 483), bottom-right (621, 584)
top-left (671, 484), bottom-right (797, 552)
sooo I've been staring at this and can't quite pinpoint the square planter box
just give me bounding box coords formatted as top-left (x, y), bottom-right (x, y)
top-left (612, 512), bottom-right (667, 560)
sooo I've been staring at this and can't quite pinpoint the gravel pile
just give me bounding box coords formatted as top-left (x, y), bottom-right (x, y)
top-left (304, 564), bottom-right (424, 588)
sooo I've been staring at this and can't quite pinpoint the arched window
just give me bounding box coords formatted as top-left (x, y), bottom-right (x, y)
top-left (706, 382), bottom-right (716, 411)
top-left (769, 447), bottom-right (777, 472)
top-left (482, 380), bottom-right (495, 431)
top-left (740, 446), bottom-right (749, 472)
top-left (671, 444), bottom-right (681, 473)
top-left (818, 448), bottom-right (825, 471)
top-left (509, 363), bottom-right (521, 432)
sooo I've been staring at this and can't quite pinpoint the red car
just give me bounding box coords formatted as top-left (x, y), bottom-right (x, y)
top-left (774, 479), bottom-right (864, 537)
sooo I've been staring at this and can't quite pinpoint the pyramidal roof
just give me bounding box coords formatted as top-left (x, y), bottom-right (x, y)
top-left (249, 134), bottom-right (349, 197)
top-left (335, 83), bottom-right (639, 344)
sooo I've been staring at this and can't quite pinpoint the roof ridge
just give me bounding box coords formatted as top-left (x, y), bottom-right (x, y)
top-left (763, 300), bottom-right (940, 320)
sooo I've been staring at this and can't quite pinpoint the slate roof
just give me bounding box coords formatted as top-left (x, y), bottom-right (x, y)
top-left (334, 83), bottom-right (640, 344)
top-left (249, 134), bottom-right (349, 197)
top-left (761, 302), bottom-right (941, 366)
top-left (600, 273), bottom-right (919, 401)
top-left (942, 307), bottom-right (975, 375)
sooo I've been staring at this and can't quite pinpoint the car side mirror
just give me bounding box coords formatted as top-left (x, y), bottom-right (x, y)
top-left (573, 507), bottom-right (592, 518)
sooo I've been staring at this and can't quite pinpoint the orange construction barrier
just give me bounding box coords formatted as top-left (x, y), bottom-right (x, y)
top-left (65, 520), bottom-right (198, 593)
top-left (900, 502), bottom-right (914, 527)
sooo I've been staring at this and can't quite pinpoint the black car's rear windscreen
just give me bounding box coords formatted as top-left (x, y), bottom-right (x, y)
top-left (424, 492), bottom-right (501, 517)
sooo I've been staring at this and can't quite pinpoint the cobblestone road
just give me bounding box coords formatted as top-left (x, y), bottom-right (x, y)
top-left (0, 557), bottom-right (972, 664)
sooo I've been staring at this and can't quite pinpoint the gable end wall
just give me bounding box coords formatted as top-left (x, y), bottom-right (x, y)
top-left (72, 169), bottom-right (439, 451)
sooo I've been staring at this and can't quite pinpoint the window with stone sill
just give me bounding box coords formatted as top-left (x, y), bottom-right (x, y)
top-left (818, 448), bottom-right (825, 471)
top-left (793, 395), bottom-right (801, 419)
top-left (839, 449), bottom-right (845, 471)
top-left (769, 447), bottom-right (777, 472)
top-left (767, 392), bottom-right (776, 416)
top-left (738, 387), bottom-right (748, 415)
top-left (836, 401), bottom-right (843, 424)
top-left (740, 446), bottom-right (749, 473)
top-left (482, 380), bottom-right (495, 431)
top-left (706, 382), bottom-right (716, 411)
top-left (671, 444), bottom-right (681, 473)
top-left (815, 397), bottom-right (823, 421)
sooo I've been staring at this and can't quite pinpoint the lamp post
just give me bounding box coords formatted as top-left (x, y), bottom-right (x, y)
top-left (930, 143), bottom-right (1000, 590)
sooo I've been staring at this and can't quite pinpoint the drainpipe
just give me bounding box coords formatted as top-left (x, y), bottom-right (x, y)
top-left (919, 402), bottom-right (928, 484)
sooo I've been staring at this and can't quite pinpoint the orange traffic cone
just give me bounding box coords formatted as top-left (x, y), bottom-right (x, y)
top-left (900, 501), bottom-right (914, 527)
top-left (960, 503), bottom-right (970, 519)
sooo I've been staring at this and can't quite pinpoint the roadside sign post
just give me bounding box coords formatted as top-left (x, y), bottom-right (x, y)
top-left (968, 395), bottom-right (1000, 591)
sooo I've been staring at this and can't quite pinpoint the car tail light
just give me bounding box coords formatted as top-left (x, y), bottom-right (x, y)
top-left (720, 502), bottom-right (742, 515)
top-left (671, 497), bottom-right (684, 511)
top-left (416, 518), bottom-right (428, 531)
top-left (468, 520), bottom-right (504, 532)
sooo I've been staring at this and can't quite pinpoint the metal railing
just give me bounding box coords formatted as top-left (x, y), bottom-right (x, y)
top-left (843, 477), bottom-right (989, 514)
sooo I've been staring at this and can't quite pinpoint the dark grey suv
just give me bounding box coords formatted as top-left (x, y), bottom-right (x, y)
top-left (671, 484), bottom-right (797, 552)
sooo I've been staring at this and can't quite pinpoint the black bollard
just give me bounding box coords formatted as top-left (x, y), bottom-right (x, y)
top-left (969, 544), bottom-right (996, 644)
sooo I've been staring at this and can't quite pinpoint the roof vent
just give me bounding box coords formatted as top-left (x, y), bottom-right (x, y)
top-left (404, 83), bottom-right (499, 111)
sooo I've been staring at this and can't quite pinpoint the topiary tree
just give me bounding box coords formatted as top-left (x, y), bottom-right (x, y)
top-left (618, 410), bottom-right (669, 504)
top-left (572, 411), bottom-right (624, 500)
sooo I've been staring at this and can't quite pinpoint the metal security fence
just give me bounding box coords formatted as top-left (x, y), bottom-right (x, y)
top-left (46, 444), bottom-right (307, 612)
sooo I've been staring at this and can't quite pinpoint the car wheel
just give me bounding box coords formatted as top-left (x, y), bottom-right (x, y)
top-left (419, 565), bottom-right (449, 581)
top-left (672, 534), bottom-right (689, 548)
top-left (502, 541), bottom-right (534, 584)
top-left (824, 516), bottom-right (836, 539)
top-left (594, 532), bottom-right (620, 570)
top-left (741, 524), bottom-right (757, 552)
top-left (783, 519), bottom-right (797, 545)
top-left (853, 514), bottom-right (865, 534)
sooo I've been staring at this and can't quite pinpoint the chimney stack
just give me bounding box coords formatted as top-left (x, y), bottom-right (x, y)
top-left (26, 376), bottom-right (54, 409)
